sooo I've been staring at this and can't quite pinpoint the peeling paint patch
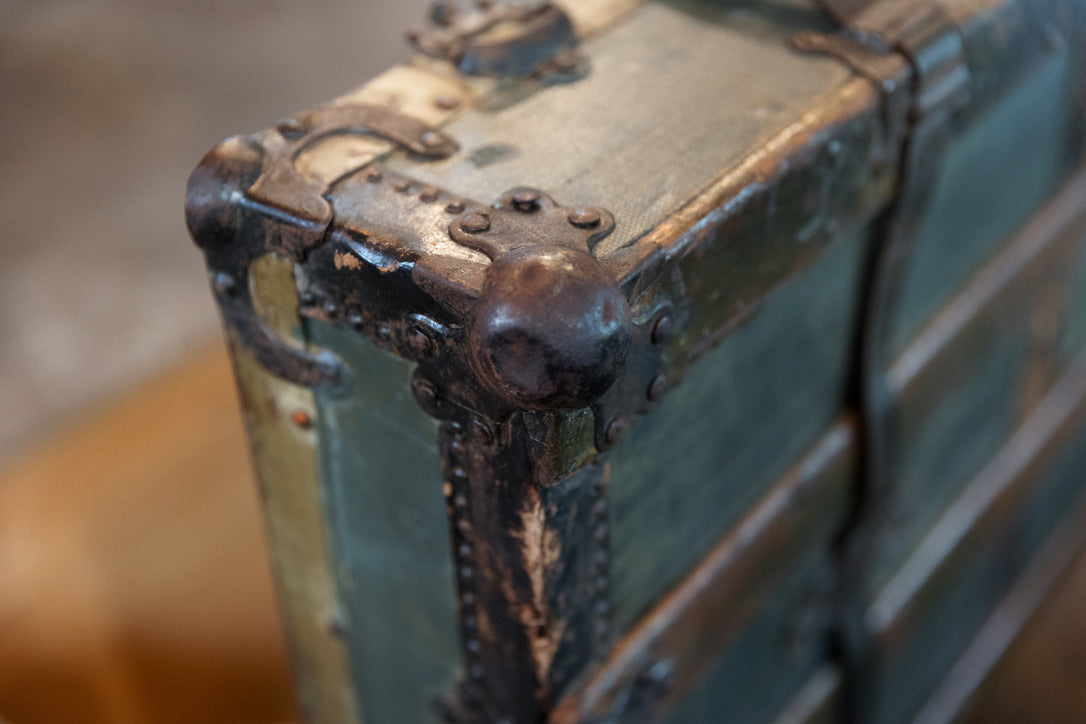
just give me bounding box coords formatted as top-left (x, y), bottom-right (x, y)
top-left (333, 250), bottom-right (364, 270)
top-left (515, 486), bottom-right (566, 697)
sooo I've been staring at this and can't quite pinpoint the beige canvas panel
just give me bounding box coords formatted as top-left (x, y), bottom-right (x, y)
top-left (385, 1), bottom-right (852, 256)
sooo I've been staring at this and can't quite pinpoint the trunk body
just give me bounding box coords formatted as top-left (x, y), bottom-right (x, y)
top-left (185, 1), bottom-right (1086, 722)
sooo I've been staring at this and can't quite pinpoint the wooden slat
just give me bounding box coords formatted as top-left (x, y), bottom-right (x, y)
top-left (553, 421), bottom-right (856, 724)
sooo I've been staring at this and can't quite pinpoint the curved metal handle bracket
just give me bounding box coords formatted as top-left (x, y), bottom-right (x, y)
top-left (210, 261), bottom-right (348, 392)
top-left (186, 137), bottom-right (349, 392)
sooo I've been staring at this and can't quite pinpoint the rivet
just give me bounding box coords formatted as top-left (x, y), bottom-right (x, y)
top-left (451, 466), bottom-right (467, 480)
top-left (593, 526), bottom-right (608, 544)
top-left (463, 615), bottom-right (478, 630)
top-left (512, 189), bottom-right (541, 211)
top-left (460, 566), bottom-right (474, 580)
top-left (648, 374), bottom-right (668, 402)
top-left (594, 619), bottom-right (610, 638)
top-left (412, 377), bottom-right (439, 410)
top-left (276, 119), bottom-right (305, 139)
top-left (460, 212), bottom-right (491, 233)
top-left (445, 200), bottom-right (466, 214)
top-left (420, 131), bottom-right (446, 149)
top-left (212, 271), bottom-right (237, 296)
top-left (469, 664), bottom-right (485, 680)
top-left (419, 186), bottom-right (441, 203)
top-left (596, 576), bottom-right (609, 594)
top-left (434, 94), bottom-right (461, 111)
top-left (457, 518), bottom-right (472, 535)
top-left (593, 550), bottom-right (609, 568)
top-left (651, 315), bottom-right (672, 345)
top-left (472, 419), bottom-right (496, 446)
top-left (466, 638), bottom-right (481, 653)
top-left (595, 601), bottom-right (610, 616)
top-left (347, 312), bottom-right (364, 330)
top-left (363, 167), bottom-right (382, 183)
top-left (291, 409), bottom-right (313, 429)
top-left (642, 659), bottom-right (676, 692)
top-left (462, 592), bottom-right (476, 607)
top-left (458, 542), bottom-right (472, 559)
top-left (591, 500), bottom-right (608, 520)
top-left (392, 178), bottom-right (413, 193)
top-left (324, 301), bottom-right (338, 316)
top-left (568, 207), bottom-right (602, 228)
top-left (409, 326), bottom-right (436, 357)
top-left (604, 418), bottom-right (627, 446)
top-left (453, 494), bottom-right (468, 510)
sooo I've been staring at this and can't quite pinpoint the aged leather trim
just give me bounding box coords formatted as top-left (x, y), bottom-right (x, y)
top-left (551, 420), bottom-right (856, 724)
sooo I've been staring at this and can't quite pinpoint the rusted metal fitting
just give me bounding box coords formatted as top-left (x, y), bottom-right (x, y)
top-left (651, 315), bottom-right (672, 345)
top-left (447, 188), bottom-right (632, 411)
top-left (512, 189), bottom-right (542, 211)
top-left (407, 1), bottom-right (584, 81)
top-left (290, 409), bottom-right (313, 429)
top-left (647, 374), bottom-right (668, 402)
top-left (459, 212), bottom-right (491, 233)
top-left (410, 374), bottom-right (442, 415)
top-left (604, 418), bottom-right (628, 446)
top-left (568, 207), bottom-right (602, 228)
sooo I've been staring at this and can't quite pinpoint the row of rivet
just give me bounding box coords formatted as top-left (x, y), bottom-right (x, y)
top-left (455, 202), bottom-right (603, 237)
top-left (443, 420), bottom-right (486, 682)
top-left (298, 287), bottom-right (444, 366)
top-left (600, 311), bottom-right (673, 449)
top-left (590, 473), bottom-right (611, 656)
top-left (274, 117), bottom-right (455, 152)
top-left (648, 312), bottom-right (671, 407)
top-left (585, 309), bottom-right (673, 663)
top-left (361, 166), bottom-right (472, 216)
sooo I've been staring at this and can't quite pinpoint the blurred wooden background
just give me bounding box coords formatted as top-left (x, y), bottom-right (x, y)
top-left (0, 0), bottom-right (428, 464)
top-left (0, 345), bottom-right (294, 722)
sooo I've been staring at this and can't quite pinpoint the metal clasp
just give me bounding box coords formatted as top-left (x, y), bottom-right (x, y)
top-left (408, 1), bottom-right (585, 81)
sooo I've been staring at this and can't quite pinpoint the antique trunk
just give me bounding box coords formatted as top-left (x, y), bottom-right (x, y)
top-left (185, 1), bottom-right (1086, 722)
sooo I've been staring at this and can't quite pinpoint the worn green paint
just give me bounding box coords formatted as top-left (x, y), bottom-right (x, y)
top-left (874, 330), bottom-right (1027, 595)
top-left (664, 426), bottom-right (855, 724)
top-left (667, 552), bottom-right (835, 724)
top-left (307, 320), bottom-right (461, 724)
top-left (1058, 229), bottom-right (1086, 360)
top-left (608, 229), bottom-right (868, 632)
top-left (867, 362), bottom-right (1086, 724)
top-left (872, 182), bottom-right (1086, 595)
top-left (890, 48), bottom-right (1075, 354)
